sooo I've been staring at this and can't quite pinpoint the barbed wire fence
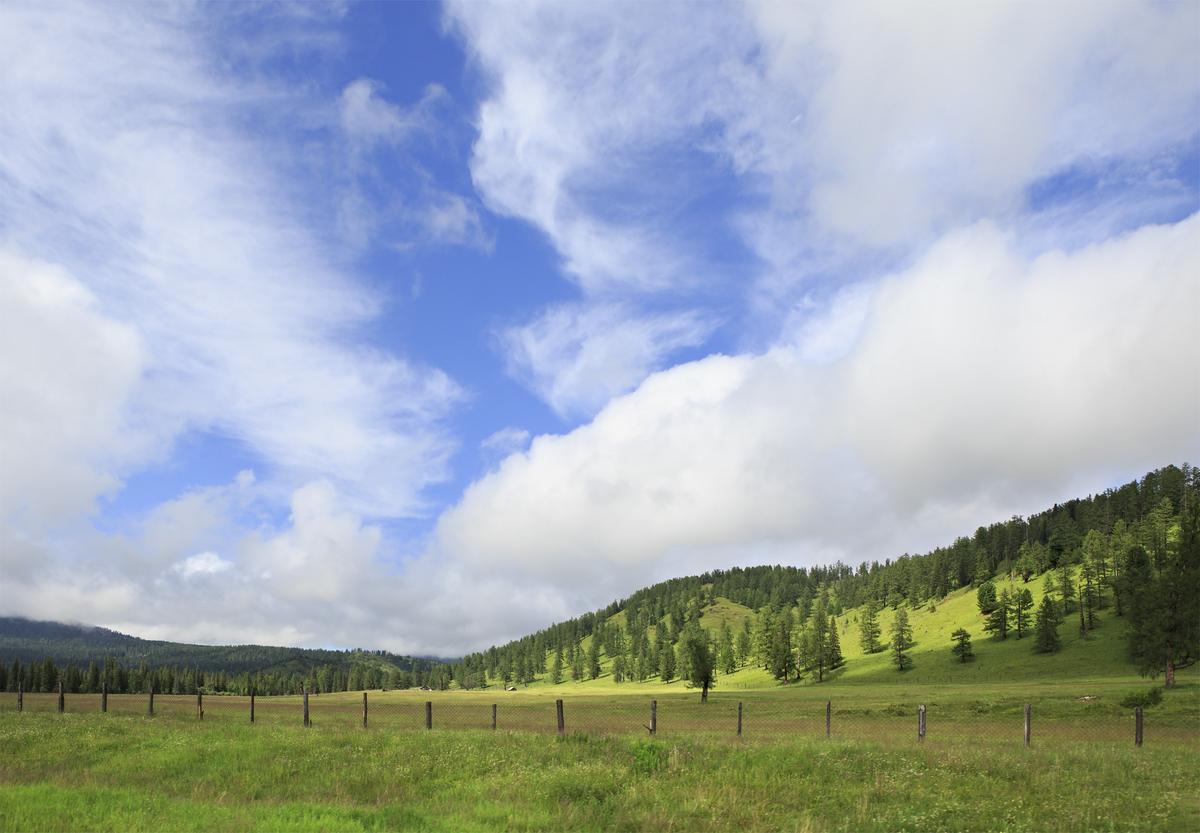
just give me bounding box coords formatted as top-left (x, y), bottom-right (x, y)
top-left (2, 681), bottom-right (1178, 749)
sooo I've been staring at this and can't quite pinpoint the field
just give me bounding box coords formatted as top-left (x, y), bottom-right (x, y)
top-left (2, 671), bottom-right (1198, 832)
top-left (1, 706), bottom-right (1197, 833)
top-left (3, 571), bottom-right (1197, 831)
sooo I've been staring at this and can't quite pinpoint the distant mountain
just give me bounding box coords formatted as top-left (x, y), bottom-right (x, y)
top-left (0, 616), bottom-right (441, 676)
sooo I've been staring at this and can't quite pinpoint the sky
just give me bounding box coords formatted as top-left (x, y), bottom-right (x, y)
top-left (1, 0), bottom-right (1197, 657)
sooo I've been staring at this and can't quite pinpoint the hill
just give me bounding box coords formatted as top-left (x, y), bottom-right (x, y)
top-left (450, 463), bottom-right (1198, 692)
top-left (0, 617), bottom-right (442, 695)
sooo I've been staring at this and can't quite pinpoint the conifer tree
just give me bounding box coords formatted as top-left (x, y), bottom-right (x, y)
top-left (570, 647), bottom-right (583, 681)
top-left (1033, 596), bottom-right (1061, 654)
top-left (977, 581), bottom-right (998, 615)
top-left (1013, 588), bottom-right (1034, 638)
top-left (587, 638), bottom-right (601, 680)
top-left (984, 588), bottom-right (1011, 639)
top-left (827, 614), bottom-right (844, 670)
top-left (659, 642), bottom-right (676, 682)
top-left (680, 624), bottom-right (716, 702)
top-left (736, 619), bottom-right (753, 667)
top-left (1057, 564), bottom-right (1075, 613)
top-left (859, 601), bottom-right (882, 654)
top-left (718, 621), bottom-right (737, 674)
top-left (890, 609), bottom-right (914, 671)
top-left (551, 647), bottom-right (563, 684)
top-left (950, 628), bottom-right (974, 662)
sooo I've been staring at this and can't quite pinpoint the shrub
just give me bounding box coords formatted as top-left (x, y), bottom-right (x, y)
top-left (1119, 687), bottom-right (1163, 709)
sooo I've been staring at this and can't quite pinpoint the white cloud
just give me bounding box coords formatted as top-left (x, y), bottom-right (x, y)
top-left (174, 551), bottom-right (234, 579)
top-left (481, 427), bottom-right (532, 459)
top-left (500, 303), bottom-right (716, 418)
top-left (435, 214), bottom-right (1200, 615)
top-left (0, 2), bottom-right (459, 521)
top-left (447, 0), bottom-right (1199, 305)
top-left (0, 253), bottom-right (144, 527)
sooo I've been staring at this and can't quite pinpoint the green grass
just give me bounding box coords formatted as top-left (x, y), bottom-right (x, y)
top-left (0, 711), bottom-right (1196, 832)
top-left (512, 567), bottom-right (1163, 693)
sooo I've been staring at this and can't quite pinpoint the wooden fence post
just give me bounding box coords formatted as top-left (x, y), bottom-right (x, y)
top-left (101, 682), bottom-right (108, 713)
top-left (917, 704), bottom-right (926, 743)
top-left (1024, 704), bottom-right (1031, 748)
top-left (302, 685), bottom-right (310, 727)
top-left (825, 700), bottom-right (832, 738)
top-left (58, 680), bottom-right (64, 713)
top-left (197, 691), bottom-right (204, 720)
top-left (1135, 706), bottom-right (1143, 747)
top-left (737, 701), bottom-right (742, 737)
top-left (491, 703), bottom-right (497, 730)
top-left (17, 680), bottom-right (22, 712)
top-left (556, 699), bottom-right (565, 736)
top-left (650, 700), bottom-right (657, 736)
top-left (362, 692), bottom-right (368, 728)
top-left (250, 688), bottom-right (255, 723)
top-left (148, 683), bottom-right (155, 717)
top-left (425, 700), bottom-right (432, 730)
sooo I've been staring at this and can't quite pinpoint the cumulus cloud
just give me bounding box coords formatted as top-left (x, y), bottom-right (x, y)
top-left (0, 253), bottom-right (144, 527)
top-left (435, 215), bottom-right (1200, 610)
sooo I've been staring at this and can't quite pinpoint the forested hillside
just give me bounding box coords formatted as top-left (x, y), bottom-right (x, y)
top-left (4, 464), bottom-right (1195, 697)
top-left (450, 464), bottom-right (1198, 691)
top-left (0, 618), bottom-right (443, 695)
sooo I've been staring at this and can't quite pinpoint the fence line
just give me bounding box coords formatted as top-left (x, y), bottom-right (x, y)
top-left (1, 689), bottom-right (1167, 747)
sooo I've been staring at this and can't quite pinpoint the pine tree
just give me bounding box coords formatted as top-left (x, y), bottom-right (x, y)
top-left (1013, 588), bottom-right (1034, 639)
top-left (950, 628), bottom-right (974, 662)
top-left (890, 609), bottom-right (914, 671)
top-left (551, 647), bottom-right (563, 685)
top-left (570, 648), bottom-right (583, 682)
top-left (718, 621), bottom-right (736, 675)
top-left (736, 619), bottom-right (753, 667)
top-left (859, 601), bottom-right (882, 654)
top-left (1033, 595), bottom-right (1061, 654)
top-left (587, 638), bottom-right (601, 680)
top-left (659, 642), bottom-right (676, 682)
top-left (977, 580), bottom-right (998, 614)
top-left (768, 608), bottom-right (797, 681)
top-left (1080, 558), bottom-right (1101, 629)
top-left (1057, 565), bottom-right (1075, 613)
top-left (680, 624), bottom-right (716, 702)
top-left (984, 588), bottom-right (1011, 639)
top-left (827, 614), bottom-right (844, 670)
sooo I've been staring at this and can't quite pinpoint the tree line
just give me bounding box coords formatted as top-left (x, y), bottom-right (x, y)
top-left (454, 464), bottom-right (1197, 687)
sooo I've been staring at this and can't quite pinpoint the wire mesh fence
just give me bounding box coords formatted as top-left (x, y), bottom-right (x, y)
top-left (2, 684), bottom-right (1191, 748)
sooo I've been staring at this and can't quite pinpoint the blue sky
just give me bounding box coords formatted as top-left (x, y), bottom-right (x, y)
top-left (1, 1), bottom-right (1197, 655)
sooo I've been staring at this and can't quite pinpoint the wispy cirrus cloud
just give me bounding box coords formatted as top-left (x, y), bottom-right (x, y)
top-left (0, 1), bottom-right (460, 524)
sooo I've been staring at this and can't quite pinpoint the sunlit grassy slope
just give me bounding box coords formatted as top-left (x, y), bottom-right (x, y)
top-left (520, 568), bottom-right (1156, 693)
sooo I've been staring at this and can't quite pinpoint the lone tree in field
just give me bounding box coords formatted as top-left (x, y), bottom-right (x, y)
top-left (859, 601), bottom-right (883, 654)
top-left (1034, 595), bottom-right (1061, 654)
top-left (680, 624), bottom-right (716, 702)
top-left (890, 609), bottom-right (914, 671)
top-left (951, 628), bottom-right (974, 662)
top-left (1013, 588), bottom-right (1034, 638)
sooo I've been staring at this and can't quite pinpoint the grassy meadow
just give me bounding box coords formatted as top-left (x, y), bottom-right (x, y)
top-left (1, 710), bottom-right (1197, 833)
top-left (3, 570), bottom-right (1197, 831)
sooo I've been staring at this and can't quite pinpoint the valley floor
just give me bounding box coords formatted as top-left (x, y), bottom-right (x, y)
top-left (3, 656), bottom-right (1197, 831)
